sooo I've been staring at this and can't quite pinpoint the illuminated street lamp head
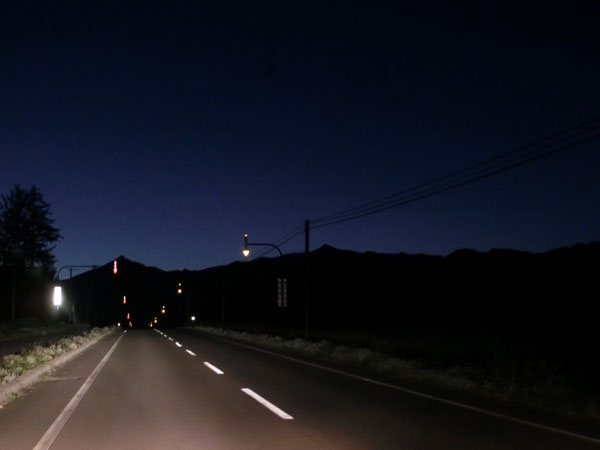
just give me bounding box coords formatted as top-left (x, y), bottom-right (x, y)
top-left (243, 234), bottom-right (250, 257)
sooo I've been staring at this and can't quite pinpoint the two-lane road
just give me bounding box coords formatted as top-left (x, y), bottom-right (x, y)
top-left (1, 328), bottom-right (598, 449)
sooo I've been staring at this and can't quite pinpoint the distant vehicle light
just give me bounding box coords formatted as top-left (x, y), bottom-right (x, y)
top-left (113, 260), bottom-right (118, 274)
top-left (123, 296), bottom-right (126, 304)
top-left (117, 322), bottom-right (121, 327)
top-left (127, 313), bottom-right (130, 320)
top-left (191, 315), bottom-right (196, 322)
top-left (128, 321), bottom-right (132, 328)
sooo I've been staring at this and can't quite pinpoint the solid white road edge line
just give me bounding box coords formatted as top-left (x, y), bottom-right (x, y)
top-left (32, 333), bottom-right (124, 450)
top-left (186, 349), bottom-right (196, 356)
top-left (210, 335), bottom-right (600, 445)
top-left (203, 362), bottom-right (224, 375)
top-left (241, 388), bottom-right (293, 420)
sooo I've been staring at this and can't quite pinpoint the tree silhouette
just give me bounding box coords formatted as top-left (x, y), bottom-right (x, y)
top-left (0, 185), bottom-right (61, 273)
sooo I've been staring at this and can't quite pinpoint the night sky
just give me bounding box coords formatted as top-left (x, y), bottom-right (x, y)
top-left (2, 1), bottom-right (599, 274)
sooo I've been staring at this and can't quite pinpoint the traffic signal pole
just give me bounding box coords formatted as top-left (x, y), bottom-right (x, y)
top-left (304, 219), bottom-right (310, 338)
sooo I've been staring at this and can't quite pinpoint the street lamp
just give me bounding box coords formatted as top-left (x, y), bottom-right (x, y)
top-left (54, 265), bottom-right (99, 322)
top-left (243, 234), bottom-right (250, 256)
top-left (242, 234), bottom-right (282, 257)
top-left (243, 220), bottom-right (310, 338)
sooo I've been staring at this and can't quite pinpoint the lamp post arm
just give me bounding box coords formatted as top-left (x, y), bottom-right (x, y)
top-left (247, 242), bottom-right (283, 256)
top-left (56, 265), bottom-right (99, 281)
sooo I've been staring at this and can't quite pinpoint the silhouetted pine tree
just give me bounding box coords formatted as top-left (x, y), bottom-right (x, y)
top-left (0, 185), bottom-right (61, 274)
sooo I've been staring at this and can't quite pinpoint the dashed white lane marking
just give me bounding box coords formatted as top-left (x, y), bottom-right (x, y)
top-left (241, 388), bottom-right (293, 420)
top-left (211, 335), bottom-right (600, 445)
top-left (186, 349), bottom-right (196, 356)
top-left (32, 334), bottom-right (124, 450)
top-left (168, 337), bottom-right (174, 341)
top-left (203, 362), bottom-right (224, 375)
top-left (175, 342), bottom-right (182, 348)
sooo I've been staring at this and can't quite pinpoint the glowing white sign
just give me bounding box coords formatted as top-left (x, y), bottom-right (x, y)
top-left (53, 286), bottom-right (62, 307)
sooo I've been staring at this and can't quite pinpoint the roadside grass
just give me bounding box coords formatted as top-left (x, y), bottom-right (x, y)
top-left (187, 325), bottom-right (599, 426)
top-left (0, 327), bottom-right (111, 385)
top-left (0, 318), bottom-right (77, 341)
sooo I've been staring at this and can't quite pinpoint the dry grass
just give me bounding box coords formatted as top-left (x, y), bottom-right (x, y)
top-left (188, 325), bottom-right (600, 426)
top-left (1, 327), bottom-right (111, 384)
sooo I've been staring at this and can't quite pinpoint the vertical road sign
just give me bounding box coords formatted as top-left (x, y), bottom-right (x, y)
top-left (277, 278), bottom-right (288, 308)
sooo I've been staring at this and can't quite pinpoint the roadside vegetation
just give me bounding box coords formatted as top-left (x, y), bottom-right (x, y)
top-left (0, 318), bottom-right (79, 341)
top-left (188, 325), bottom-right (599, 427)
top-left (0, 326), bottom-right (111, 385)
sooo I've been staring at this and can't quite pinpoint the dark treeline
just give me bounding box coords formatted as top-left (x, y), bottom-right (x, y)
top-left (65, 242), bottom-right (599, 331)
top-left (5, 242), bottom-right (597, 331)
top-left (60, 242), bottom-right (599, 391)
top-left (0, 267), bottom-right (56, 322)
top-left (3, 242), bottom-right (597, 397)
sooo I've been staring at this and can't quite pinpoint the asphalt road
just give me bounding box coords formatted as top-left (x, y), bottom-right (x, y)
top-left (1, 328), bottom-right (598, 450)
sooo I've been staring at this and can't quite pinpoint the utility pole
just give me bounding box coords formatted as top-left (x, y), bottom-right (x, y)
top-left (221, 266), bottom-right (226, 328)
top-left (69, 268), bottom-right (73, 324)
top-left (304, 219), bottom-right (310, 338)
top-left (11, 267), bottom-right (16, 322)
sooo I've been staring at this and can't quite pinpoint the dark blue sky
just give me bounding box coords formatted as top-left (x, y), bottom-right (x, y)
top-left (1, 1), bottom-right (599, 272)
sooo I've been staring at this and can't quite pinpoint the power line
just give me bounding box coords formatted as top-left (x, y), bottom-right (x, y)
top-left (245, 116), bottom-right (600, 253)
top-left (310, 118), bottom-right (600, 229)
top-left (311, 117), bottom-right (600, 226)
